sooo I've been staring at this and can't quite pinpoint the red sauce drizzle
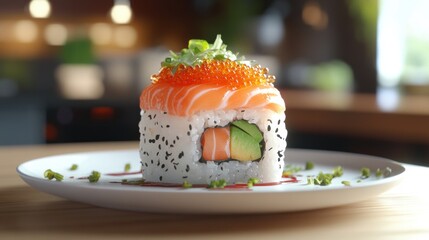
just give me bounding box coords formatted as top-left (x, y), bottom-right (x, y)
top-left (116, 176), bottom-right (299, 189)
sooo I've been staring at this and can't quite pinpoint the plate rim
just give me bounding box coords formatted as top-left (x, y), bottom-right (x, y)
top-left (17, 148), bottom-right (406, 194)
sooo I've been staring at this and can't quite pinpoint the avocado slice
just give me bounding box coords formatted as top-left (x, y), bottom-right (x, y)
top-left (231, 120), bottom-right (263, 143)
top-left (230, 125), bottom-right (262, 161)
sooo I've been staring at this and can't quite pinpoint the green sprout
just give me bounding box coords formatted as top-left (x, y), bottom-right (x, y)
top-left (44, 169), bottom-right (64, 181)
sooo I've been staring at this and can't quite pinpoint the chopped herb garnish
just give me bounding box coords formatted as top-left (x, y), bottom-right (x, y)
top-left (69, 164), bottom-right (78, 171)
top-left (314, 172), bottom-right (334, 186)
top-left (383, 167), bottom-right (392, 177)
top-left (88, 171), bottom-right (101, 183)
top-left (361, 167), bottom-right (371, 179)
top-left (124, 163), bottom-right (131, 172)
top-left (305, 161), bottom-right (314, 170)
top-left (341, 180), bottom-right (351, 186)
top-left (375, 168), bottom-right (383, 178)
top-left (332, 166), bottom-right (343, 177)
top-left (161, 35), bottom-right (250, 74)
top-left (307, 166), bottom-right (344, 186)
top-left (44, 169), bottom-right (64, 181)
top-left (208, 179), bottom-right (227, 189)
top-left (283, 164), bottom-right (303, 177)
top-left (307, 176), bottom-right (315, 185)
top-left (182, 181), bottom-right (193, 189)
top-left (247, 177), bottom-right (260, 188)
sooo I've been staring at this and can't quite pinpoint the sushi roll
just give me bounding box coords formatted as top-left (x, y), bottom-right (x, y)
top-left (139, 35), bottom-right (286, 184)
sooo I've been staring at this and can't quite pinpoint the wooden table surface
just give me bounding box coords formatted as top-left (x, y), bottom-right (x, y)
top-left (1, 141), bottom-right (428, 240)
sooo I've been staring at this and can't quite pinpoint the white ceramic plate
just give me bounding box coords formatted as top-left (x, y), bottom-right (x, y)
top-left (17, 149), bottom-right (405, 214)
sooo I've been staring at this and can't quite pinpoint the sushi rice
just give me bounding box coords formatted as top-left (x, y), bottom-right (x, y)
top-left (139, 108), bottom-right (286, 184)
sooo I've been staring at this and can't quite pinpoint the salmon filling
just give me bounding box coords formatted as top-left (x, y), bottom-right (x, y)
top-left (201, 120), bottom-right (263, 162)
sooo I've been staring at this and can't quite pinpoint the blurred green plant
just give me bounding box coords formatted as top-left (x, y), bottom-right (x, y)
top-left (59, 37), bottom-right (95, 64)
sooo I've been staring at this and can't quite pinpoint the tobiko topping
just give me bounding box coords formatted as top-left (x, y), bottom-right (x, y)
top-left (151, 35), bottom-right (275, 89)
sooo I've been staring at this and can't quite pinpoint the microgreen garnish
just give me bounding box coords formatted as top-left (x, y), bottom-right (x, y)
top-left (69, 164), bottom-right (78, 171)
top-left (88, 171), bottom-right (101, 183)
top-left (44, 169), bottom-right (64, 181)
top-left (247, 177), bottom-right (260, 188)
top-left (182, 181), bottom-right (193, 189)
top-left (124, 163), bottom-right (131, 172)
top-left (208, 179), bottom-right (227, 189)
top-left (161, 34), bottom-right (250, 74)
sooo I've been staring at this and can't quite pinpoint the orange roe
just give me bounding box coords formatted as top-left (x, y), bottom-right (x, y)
top-left (150, 59), bottom-right (275, 90)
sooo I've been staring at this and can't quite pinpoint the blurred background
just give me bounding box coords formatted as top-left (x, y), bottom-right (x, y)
top-left (0, 0), bottom-right (428, 165)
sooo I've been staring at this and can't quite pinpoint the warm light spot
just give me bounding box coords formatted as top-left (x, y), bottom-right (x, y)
top-left (29, 0), bottom-right (51, 19)
top-left (44, 23), bottom-right (68, 46)
top-left (89, 23), bottom-right (112, 45)
top-left (113, 25), bottom-right (137, 47)
top-left (302, 1), bottom-right (328, 30)
top-left (56, 65), bottom-right (104, 99)
top-left (110, 0), bottom-right (132, 24)
top-left (91, 107), bottom-right (115, 120)
top-left (14, 20), bottom-right (38, 43)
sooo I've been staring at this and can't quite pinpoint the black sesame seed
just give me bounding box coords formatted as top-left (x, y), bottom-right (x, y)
top-left (187, 131), bottom-right (190, 136)
top-left (151, 159), bottom-right (154, 164)
top-left (166, 125), bottom-right (170, 128)
top-left (182, 176), bottom-right (188, 179)
top-left (170, 158), bottom-right (175, 163)
top-left (159, 176), bottom-right (163, 181)
top-left (275, 128), bottom-right (278, 133)
top-left (186, 164), bottom-right (190, 172)
top-left (189, 124), bottom-right (192, 130)
top-left (161, 164), bottom-right (165, 169)
top-left (278, 119), bottom-right (281, 125)
top-left (170, 144), bottom-right (174, 148)
top-left (153, 114), bottom-right (157, 118)
top-left (277, 150), bottom-right (284, 158)
top-left (162, 136), bottom-right (165, 141)
top-left (277, 134), bottom-right (282, 139)
top-left (148, 115), bottom-right (152, 120)
top-left (158, 144), bottom-right (161, 150)
top-left (165, 140), bottom-right (169, 145)
top-left (176, 136), bottom-right (180, 140)
top-left (155, 134), bottom-right (160, 140)
top-left (268, 119), bottom-right (272, 123)
top-left (149, 139), bottom-right (155, 143)
top-left (178, 151), bottom-right (184, 159)
top-left (268, 147), bottom-right (273, 151)
top-left (267, 125), bottom-right (271, 131)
